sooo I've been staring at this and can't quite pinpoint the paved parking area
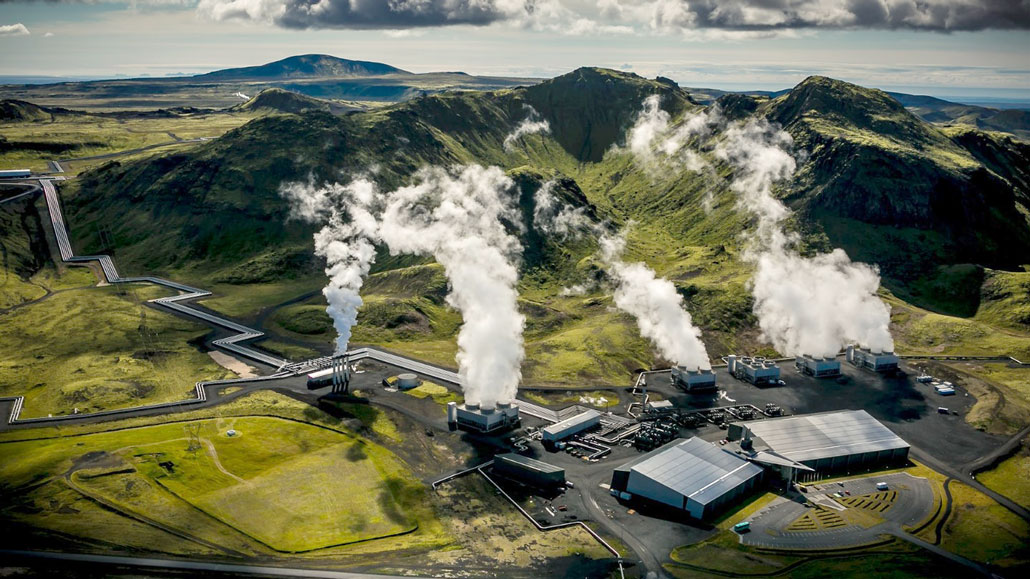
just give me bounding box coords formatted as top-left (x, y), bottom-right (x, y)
top-left (740, 472), bottom-right (935, 550)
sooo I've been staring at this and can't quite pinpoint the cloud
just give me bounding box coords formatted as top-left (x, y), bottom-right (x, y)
top-left (43, 31), bottom-right (55, 37)
top-left (0, 23), bottom-right (30, 36)
top-left (196, 0), bottom-right (511, 29)
top-left (190, 0), bottom-right (1030, 32)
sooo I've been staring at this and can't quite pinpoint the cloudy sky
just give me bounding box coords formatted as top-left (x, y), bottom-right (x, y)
top-left (1, 0), bottom-right (1028, 99)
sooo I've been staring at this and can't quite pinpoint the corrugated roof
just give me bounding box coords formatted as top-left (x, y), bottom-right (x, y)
top-left (495, 453), bottom-right (564, 475)
top-left (629, 438), bottom-right (763, 505)
top-left (740, 410), bottom-right (909, 463)
top-left (541, 409), bottom-right (601, 436)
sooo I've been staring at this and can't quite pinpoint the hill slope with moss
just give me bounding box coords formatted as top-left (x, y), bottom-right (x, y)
top-left (60, 69), bottom-right (1030, 383)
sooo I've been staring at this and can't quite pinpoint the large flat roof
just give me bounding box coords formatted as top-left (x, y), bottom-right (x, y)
top-left (494, 453), bottom-right (564, 475)
top-left (541, 409), bottom-right (600, 436)
top-left (740, 410), bottom-right (909, 463)
top-left (626, 438), bottom-right (763, 506)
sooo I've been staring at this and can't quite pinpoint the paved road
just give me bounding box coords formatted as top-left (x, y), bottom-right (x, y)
top-left (0, 550), bottom-right (410, 579)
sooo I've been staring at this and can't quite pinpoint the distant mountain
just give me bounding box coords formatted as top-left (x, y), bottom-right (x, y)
top-left (194, 54), bottom-right (408, 81)
top-left (66, 70), bottom-right (1029, 329)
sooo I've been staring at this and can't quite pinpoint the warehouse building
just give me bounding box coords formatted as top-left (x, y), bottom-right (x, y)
top-left (542, 409), bottom-right (600, 444)
top-left (671, 367), bottom-right (717, 392)
top-left (728, 410), bottom-right (909, 481)
top-left (846, 346), bottom-right (900, 373)
top-left (728, 355), bottom-right (781, 385)
top-left (794, 355), bottom-right (841, 378)
top-left (610, 437), bottom-right (764, 520)
top-left (492, 453), bottom-right (566, 491)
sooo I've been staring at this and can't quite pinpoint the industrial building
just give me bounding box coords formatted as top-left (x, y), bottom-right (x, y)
top-left (542, 409), bottom-right (601, 444)
top-left (794, 355), bottom-right (841, 378)
top-left (306, 355), bottom-right (351, 393)
top-left (671, 367), bottom-right (717, 392)
top-left (645, 400), bottom-right (675, 414)
top-left (610, 437), bottom-right (764, 520)
top-left (727, 355), bottom-right (780, 385)
top-left (0, 169), bottom-right (31, 179)
top-left (846, 346), bottom-right (900, 373)
top-left (492, 453), bottom-right (566, 490)
top-left (728, 410), bottom-right (910, 481)
top-left (448, 401), bottom-right (520, 434)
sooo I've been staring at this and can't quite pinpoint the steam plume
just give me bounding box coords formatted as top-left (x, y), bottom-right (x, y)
top-left (600, 232), bottom-right (712, 370)
top-left (532, 180), bottom-right (590, 239)
top-left (280, 179), bottom-right (380, 353)
top-left (715, 118), bottom-right (894, 357)
top-left (377, 165), bottom-right (525, 410)
top-left (625, 95), bottom-right (716, 173)
top-left (504, 105), bottom-right (551, 151)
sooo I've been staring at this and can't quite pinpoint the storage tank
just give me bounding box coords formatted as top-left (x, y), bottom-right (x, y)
top-left (396, 373), bottom-right (420, 390)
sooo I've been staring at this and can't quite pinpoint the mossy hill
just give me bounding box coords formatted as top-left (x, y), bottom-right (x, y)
top-left (56, 68), bottom-right (1030, 375)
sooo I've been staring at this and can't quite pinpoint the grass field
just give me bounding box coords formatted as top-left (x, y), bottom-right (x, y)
top-left (403, 381), bottom-right (463, 405)
top-left (0, 111), bottom-right (254, 173)
top-left (0, 282), bottom-right (230, 418)
top-left (0, 413), bottom-right (424, 555)
top-left (943, 481), bottom-right (1030, 567)
top-left (977, 438), bottom-right (1030, 510)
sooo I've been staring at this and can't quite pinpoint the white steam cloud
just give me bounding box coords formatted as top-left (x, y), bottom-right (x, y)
top-left (504, 105), bottom-right (551, 151)
top-left (600, 232), bottom-right (712, 370)
top-left (532, 180), bottom-right (590, 239)
top-left (280, 179), bottom-right (380, 354)
top-left (623, 97), bottom-right (895, 358)
top-left (714, 118), bottom-right (894, 357)
top-left (625, 94), bottom-right (716, 174)
top-left (376, 165), bottom-right (525, 410)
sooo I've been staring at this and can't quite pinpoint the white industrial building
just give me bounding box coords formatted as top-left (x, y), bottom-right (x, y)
top-left (728, 410), bottom-right (910, 481)
top-left (728, 355), bottom-right (781, 385)
top-left (846, 346), bottom-right (900, 373)
top-left (610, 437), bottom-right (764, 520)
top-left (448, 401), bottom-right (520, 434)
top-left (671, 367), bottom-right (717, 392)
top-left (794, 355), bottom-right (841, 378)
top-left (0, 169), bottom-right (31, 179)
top-left (542, 409), bottom-right (601, 443)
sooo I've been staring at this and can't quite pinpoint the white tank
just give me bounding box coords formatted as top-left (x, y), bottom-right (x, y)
top-left (396, 373), bottom-right (419, 390)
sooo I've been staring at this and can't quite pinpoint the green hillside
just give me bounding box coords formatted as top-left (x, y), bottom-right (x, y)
top-left (58, 69), bottom-right (1030, 383)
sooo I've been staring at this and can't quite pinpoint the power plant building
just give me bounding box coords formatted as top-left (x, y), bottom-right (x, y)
top-left (452, 402), bottom-right (520, 434)
top-left (728, 410), bottom-right (910, 480)
top-left (728, 355), bottom-right (780, 385)
top-left (610, 437), bottom-right (764, 520)
top-left (846, 346), bottom-right (900, 373)
top-left (794, 355), bottom-right (841, 378)
top-left (542, 409), bottom-right (601, 443)
top-left (492, 453), bottom-right (566, 490)
top-left (671, 367), bottom-right (717, 392)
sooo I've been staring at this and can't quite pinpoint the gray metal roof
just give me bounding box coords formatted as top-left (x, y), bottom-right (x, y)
top-left (740, 410), bottom-right (909, 463)
top-left (541, 409), bottom-right (601, 436)
top-left (629, 438), bottom-right (763, 505)
top-left (495, 453), bottom-right (564, 475)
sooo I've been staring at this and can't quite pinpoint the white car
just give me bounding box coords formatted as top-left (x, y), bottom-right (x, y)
top-left (876, 482), bottom-right (888, 491)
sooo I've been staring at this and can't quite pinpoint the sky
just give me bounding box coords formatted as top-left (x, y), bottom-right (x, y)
top-left (1, 1), bottom-right (1029, 99)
